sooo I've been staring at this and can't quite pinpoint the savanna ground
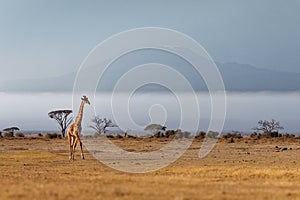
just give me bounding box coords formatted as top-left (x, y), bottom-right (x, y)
top-left (0, 136), bottom-right (300, 200)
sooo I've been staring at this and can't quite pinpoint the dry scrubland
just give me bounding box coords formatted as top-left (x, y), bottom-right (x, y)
top-left (0, 136), bottom-right (300, 200)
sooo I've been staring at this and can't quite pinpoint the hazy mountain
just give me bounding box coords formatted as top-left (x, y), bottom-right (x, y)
top-left (1, 62), bottom-right (300, 92)
top-left (0, 72), bottom-right (76, 92)
top-left (218, 62), bottom-right (300, 91)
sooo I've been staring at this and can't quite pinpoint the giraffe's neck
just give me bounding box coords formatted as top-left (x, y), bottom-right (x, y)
top-left (75, 101), bottom-right (85, 125)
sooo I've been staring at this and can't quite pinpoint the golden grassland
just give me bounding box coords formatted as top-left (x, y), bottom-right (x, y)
top-left (0, 137), bottom-right (300, 200)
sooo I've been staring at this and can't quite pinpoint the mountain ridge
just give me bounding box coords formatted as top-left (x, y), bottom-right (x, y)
top-left (1, 62), bottom-right (299, 92)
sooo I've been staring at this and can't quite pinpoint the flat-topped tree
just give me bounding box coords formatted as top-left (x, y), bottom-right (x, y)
top-left (48, 109), bottom-right (72, 137)
top-left (3, 127), bottom-right (20, 136)
top-left (144, 124), bottom-right (166, 132)
top-left (144, 124), bottom-right (166, 137)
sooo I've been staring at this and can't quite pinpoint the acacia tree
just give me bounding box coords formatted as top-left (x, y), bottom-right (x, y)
top-left (89, 116), bottom-right (117, 135)
top-left (144, 124), bottom-right (166, 137)
top-left (253, 119), bottom-right (284, 136)
top-left (48, 110), bottom-right (72, 137)
top-left (144, 124), bottom-right (166, 132)
top-left (3, 127), bottom-right (20, 137)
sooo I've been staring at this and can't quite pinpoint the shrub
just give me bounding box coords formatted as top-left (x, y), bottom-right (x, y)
top-left (125, 134), bottom-right (137, 139)
top-left (222, 132), bottom-right (243, 139)
top-left (195, 131), bottom-right (206, 139)
top-left (106, 135), bottom-right (114, 139)
top-left (45, 133), bottom-right (59, 139)
top-left (270, 131), bottom-right (279, 137)
top-left (282, 133), bottom-right (295, 138)
top-left (44, 133), bottom-right (51, 139)
top-left (165, 130), bottom-right (176, 138)
top-left (175, 131), bottom-right (192, 139)
top-left (207, 131), bottom-right (219, 139)
top-left (228, 137), bottom-right (234, 143)
top-left (15, 132), bottom-right (25, 137)
top-left (250, 132), bottom-right (257, 138)
top-left (3, 132), bottom-right (14, 138)
top-left (115, 134), bottom-right (123, 139)
top-left (250, 132), bottom-right (261, 140)
top-left (182, 131), bottom-right (191, 138)
top-left (154, 132), bottom-right (163, 138)
top-left (149, 131), bottom-right (164, 138)
top-left (38, 133), bottom-right (43, 137)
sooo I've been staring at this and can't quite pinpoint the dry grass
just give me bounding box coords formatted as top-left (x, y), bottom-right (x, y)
top-left (0, 137), bottom-right (300, 199)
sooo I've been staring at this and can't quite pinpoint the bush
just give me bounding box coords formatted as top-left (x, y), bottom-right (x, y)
top-left (125, 134), bottom-right (137, 139)
top-left (154, 132), bottom-right (163, 138)
top-left (45, 133), bottom-right (59, 139)
top-left (15, 132), bottom-right (25, 137)
top-left (38, 133), bottom-right (43, 137)
top-left (115, 134), bottom-right (123, 139)
top-left (165, 130), bottom-right (176, 138)
top-left (222, 132), bottom-right (243, 139)
top-left (250, 132), bottom-right (262, 140)
top-left (149, 131), bottom-right (164, 138)
top-left (44, 133), bottom-right (52, 139)
top-left (270, 131), bottom-right (279, 137)
top-left (250, 132), bottom-right (257, 138)
top-left (195, 131), bottom-right (206, 139)
top-left (182, 131), bottom-right (191, 138)
top-left (3, 132), bottom-right (14, 138)
top-left (207, 131), bottom-right (219, 139)
top-left (228, 137), bottom-right (234, 143)
top-left (175, 131), bottom-right (192, 139)
top-left (282, 133), bottom-right (295, 138)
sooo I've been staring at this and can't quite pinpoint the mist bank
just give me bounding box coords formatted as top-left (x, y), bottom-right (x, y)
top-left (0, 91), bottom-right (299, 134)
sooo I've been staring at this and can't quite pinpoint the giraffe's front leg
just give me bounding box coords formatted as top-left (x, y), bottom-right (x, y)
top-left (69, 136), bottom-right (75, 160)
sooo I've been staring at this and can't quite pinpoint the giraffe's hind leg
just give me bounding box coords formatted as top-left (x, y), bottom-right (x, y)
top-left (80, 140), bottom-right (85, 160)
top-left (73, 137), bottom-right (77, 153)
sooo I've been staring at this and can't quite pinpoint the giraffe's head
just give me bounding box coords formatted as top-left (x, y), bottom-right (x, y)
top-left (81, 95), bottom-right (90, 105)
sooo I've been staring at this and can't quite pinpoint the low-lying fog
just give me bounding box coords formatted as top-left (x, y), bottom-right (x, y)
top-left (0, 91), bottom-right (299, 134)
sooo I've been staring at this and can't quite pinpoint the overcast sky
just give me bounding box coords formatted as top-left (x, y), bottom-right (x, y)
top-left (0, 0), bottom-right (299, 80)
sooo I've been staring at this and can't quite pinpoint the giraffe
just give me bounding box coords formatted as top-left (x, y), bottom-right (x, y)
top-left (67, 95), bottom-right (90, 160)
